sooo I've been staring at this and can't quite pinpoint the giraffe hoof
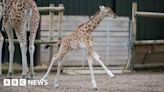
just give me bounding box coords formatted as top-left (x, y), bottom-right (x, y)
top-left (81, 66), bottom-right (85, 70)
top-left (110, 74), bottom-right (116, 79)
top-left (92, 87), bottom-right (98, 90)
top-left (54, 85), bottom-right (59, 88)
top-left (92, 84), bottom-right (98, 90)
top-left (0, 75), bottom-right (3, 82)
top-left (53, 80), bottom-right (59, 88)
top-left (41, 76), bottom-right (47, 80)
top-left (21, 74), bottom-right (26, 79)
top-left (7, 72), bottom-right (13, 79)
top-left (30, 75), bottom-right (35, 79)
top-left (21, 74), bottom-right (30, 79)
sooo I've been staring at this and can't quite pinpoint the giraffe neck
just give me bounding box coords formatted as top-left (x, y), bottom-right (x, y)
top-left (85, 10), bottom-right (106, 32)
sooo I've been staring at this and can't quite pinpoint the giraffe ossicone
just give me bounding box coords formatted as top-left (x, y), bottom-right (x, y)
top-left (42, 5), bottom-right (116, 89)
top-left (99, 5), bottom-right (105, 10)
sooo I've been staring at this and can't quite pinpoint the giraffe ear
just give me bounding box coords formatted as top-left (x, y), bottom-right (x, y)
top-left (101, 5), bottom-right (105, 9)
top-left (99, 5), bottom-right (102, 10)
top-left (99, 5), bottom-right (105, 11)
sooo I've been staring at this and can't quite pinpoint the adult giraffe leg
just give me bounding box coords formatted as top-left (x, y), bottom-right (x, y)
top-left (0, 33), bottom-right (4, 76)
top-left (87, 52), bottom-right (97, 90)
top-left (0, 8), bottom-right (4, 76)
top-left (91, 49), bottom-right (114, 78)
top-left (29, 32), bottom-right (37, 79)
top-left (5, 27), bottom-right (15, 78)
top-left (15, 29), bottom-right (29, 78)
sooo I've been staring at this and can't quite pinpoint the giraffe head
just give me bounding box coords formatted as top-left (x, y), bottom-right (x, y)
top-left (99, 5), bottom-right (116, 18)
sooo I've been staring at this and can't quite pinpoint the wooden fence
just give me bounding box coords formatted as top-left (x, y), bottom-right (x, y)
top-left (125, 2), bottom-right (164, 69)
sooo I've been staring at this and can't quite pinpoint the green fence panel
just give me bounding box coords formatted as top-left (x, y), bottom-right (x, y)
top-left (115, 0), bottom-right (164, 40)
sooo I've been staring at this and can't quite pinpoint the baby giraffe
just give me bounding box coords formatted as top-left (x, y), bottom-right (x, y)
top-left (42, 5), bottom-right (116, 89)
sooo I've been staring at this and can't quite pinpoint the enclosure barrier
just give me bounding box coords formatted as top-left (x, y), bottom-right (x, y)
top-left (125, 2), bottom-right (164, 70)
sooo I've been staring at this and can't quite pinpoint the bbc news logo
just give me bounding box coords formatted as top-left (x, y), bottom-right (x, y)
top-left (3, 79), bottom-right (48, 86)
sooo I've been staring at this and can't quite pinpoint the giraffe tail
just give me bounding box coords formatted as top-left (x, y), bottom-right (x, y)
top-left (44, 40), bottom-right (62, 49)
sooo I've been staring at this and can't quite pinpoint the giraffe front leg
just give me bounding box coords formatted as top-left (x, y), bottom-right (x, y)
top-left (0, 33), bottom-right (4, 76)
top-left (87, 53), bottom-right (97, 90)
top-left (5, 27), bottom-right (15, 78)
top-left (91, 50), bottom-right (115, 78)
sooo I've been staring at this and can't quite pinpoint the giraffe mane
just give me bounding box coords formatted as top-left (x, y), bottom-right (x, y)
top-left (86, 10), bottom-right (100, 23)
top-left (76, 10), bottom-right (100, 28)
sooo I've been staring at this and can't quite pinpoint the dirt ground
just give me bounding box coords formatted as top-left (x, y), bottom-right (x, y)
top-left (0, 72), bottom-right (164, 92)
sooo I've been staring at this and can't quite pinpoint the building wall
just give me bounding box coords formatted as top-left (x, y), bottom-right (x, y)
top-left (36, 0), bottom-right (114, 15)
top-left (36, 0), bottom-right (164, 40)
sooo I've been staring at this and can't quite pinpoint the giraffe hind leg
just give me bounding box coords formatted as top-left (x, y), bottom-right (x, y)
top-left (42, 51), bottom-right (67, 89)
top-left (81, 48), bottom-right (87, 69)
top-left (15, 29), bottom-right (29, 79)
top-left (87, 53), bottom-right (97, 90)
top-left (29, 32), bottom-right (37, 79)
top-left (53, 50), bottom-right (68, 88)
top-left (41, 54), bottom-right (62, 80)
top-left (53, 61), bottom-right (63, 88)
top-left (0, 33), bottom-right (4, 76)
top-left (19, 40), bottom-right (29, 78)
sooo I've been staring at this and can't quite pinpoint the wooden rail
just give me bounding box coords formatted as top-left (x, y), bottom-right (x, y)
top-left (38, 7), bottom-right (64, 12)
top-left (125, 2), bottom-right (164, 70)
top-left (134, 40), bottom-right (164, 45)
top-left (136, 12), bottom-right (164, 18)
top-left (134, 63), bottom-right (164, 69)
top-left (5, 39), bottom-right (58, 44)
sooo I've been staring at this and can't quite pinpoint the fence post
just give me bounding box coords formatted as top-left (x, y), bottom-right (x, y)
top-left (132, 2), bottom-right (137, 41)
top-left (130, 2), bottom-right (137, 70)
top-left (49, 4), bottom-right (54, 64)
top-left (57, 4), bottom-right (64, 51)
top-left (58, 4), bottom-right (63, 41)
